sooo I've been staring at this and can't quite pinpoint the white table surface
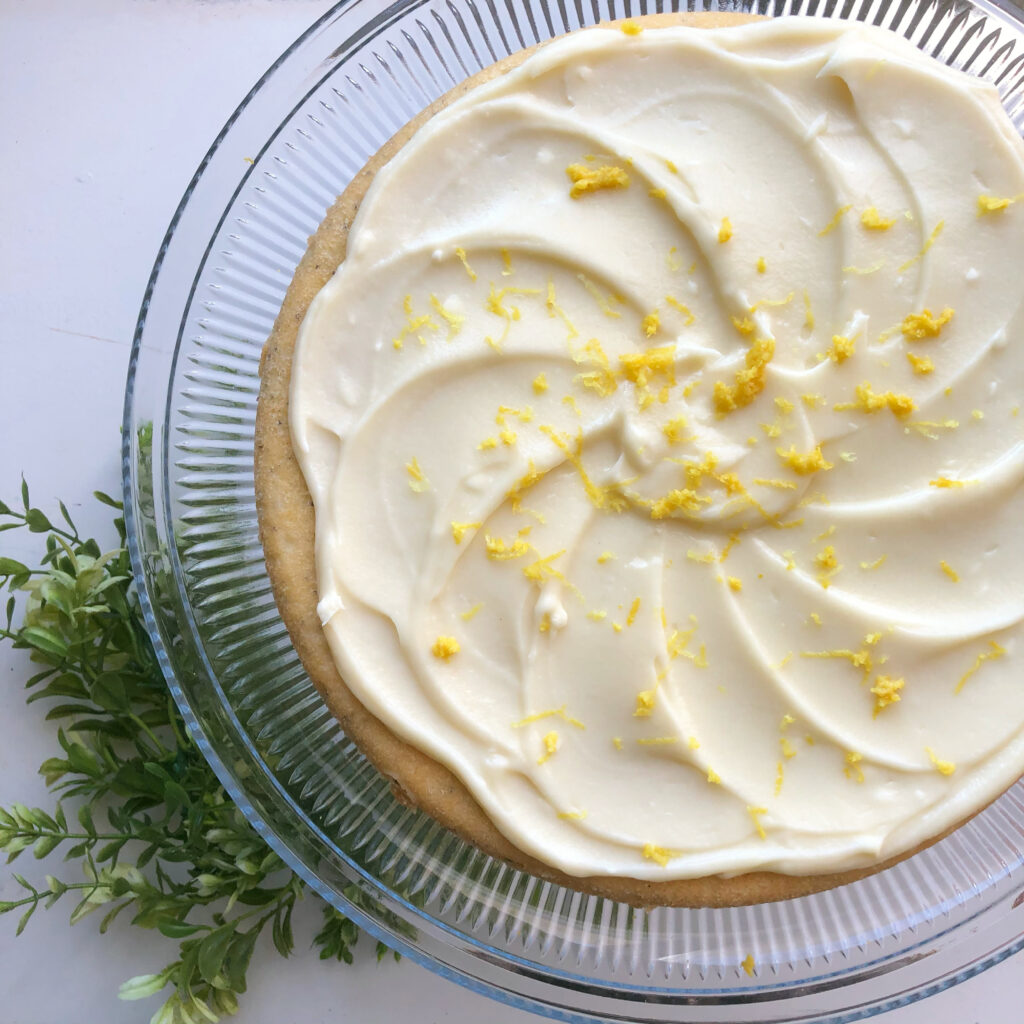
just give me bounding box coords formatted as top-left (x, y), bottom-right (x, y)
top-left (0, 1), bottom-right (1019, 1020)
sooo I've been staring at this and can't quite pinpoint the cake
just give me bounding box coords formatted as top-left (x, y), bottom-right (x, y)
top-left (256, 13), bottom-right (1024, 907)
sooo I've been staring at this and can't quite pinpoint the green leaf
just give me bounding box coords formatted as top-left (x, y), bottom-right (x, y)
top-left (196, 926), bottom-right (235, 985)
top-left (19, 626), bottom-right (68, 658)
top-left (221, 927), bottom-right (259, 994)
top-left (119, 970), bottom-right (173, 1001)
top-left (16, 903), bottom-right (36, 936)
top-left (20, 477), bottom-right (29, 510)
top-left (25, 508), bottom-right (53, 533)
top-left (33, 835), bottom-right (62, 859)
top-left (0, 498), bottom-right (11, 515)
top-left (0, 557), bottom-right (29, 577)
top-left (93, 491), bottom-right (123, 510)
top-left (157, 919), bottom-right (204, 939)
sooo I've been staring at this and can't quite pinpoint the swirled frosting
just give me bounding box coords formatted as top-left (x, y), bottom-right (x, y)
top-left (290, 18), bottom-right (1024, 879)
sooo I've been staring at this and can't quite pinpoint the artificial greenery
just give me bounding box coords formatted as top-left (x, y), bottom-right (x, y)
top-left (0, 483), bottom-right (400, 1024)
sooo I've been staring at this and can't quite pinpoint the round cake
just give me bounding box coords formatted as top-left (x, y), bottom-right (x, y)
top-left (256, 13), bottom-right (1024, 907)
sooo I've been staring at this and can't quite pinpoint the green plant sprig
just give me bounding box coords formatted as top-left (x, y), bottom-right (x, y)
top-left (0, 482), bottom-right (401, 1024)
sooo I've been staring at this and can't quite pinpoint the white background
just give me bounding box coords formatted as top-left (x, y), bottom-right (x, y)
top-left (0, 1), bottom-right (1019, 1020)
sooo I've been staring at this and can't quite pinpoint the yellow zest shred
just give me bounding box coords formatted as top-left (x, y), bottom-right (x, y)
top-left (901, 307), bottom-right (954, 341)
top-left (775, 761), bottom-right (785, 796)
top-left (545, 279), bottom-right (578, 339)
top-left (558, 809), bottom-right (587, 820)
top-left (634, 689), bottom-right (657, 718)
top-left (906, 352), bottom-right (934, 375)
top-left (620, 19), bottom-right (642, 35)
top-left (688, 736), bottom-right (701, 750)
top-left (642, 311), bottom-right (660, 337)
top-left (642, 843), bottom-right (673, 867)
top-left (859, 555), bottom-right (887, 570)
top-left (898, 220), bottom-right (945, 272)
top-left (803, 646), bottom-right (874, 682)
top-left (664, 294), bottom-right (696, 325)
top-left (537, 730), bottom-right (560, 764)
top-left (650, 488), bottom-right (711, 520)
top-left (597, 551), bottom-right (616, 564)
top-left (978, 193), bottom-right (1019, 215)
top-left (485, 283), bottom-right (541, 350)
top-left (818, 204), bottom-right (852, 236)
top-left (532, 372), bottom-right (549, 394)
top-left (940, 560), bottom-right (960, 582)
top-left (429, 294), bottom-right (465, 340)
top-left (780, 737), bottom-right (797, 759)
top-left (612, 736), bottom-right (623, 750)
top-left (662, 415), bottom-right (690, 445)
top-left (431, 635), bottom-right (460, 660)
top-left (747, 806), bottom-right (768, 840)
top-left (748, 291), bottom-right (794, 313)
top-left (829, 334), bottom-right (856, 363)
top-left (454, 246), bottom-right (476, 280)
top-left (844, 751), bottom-right (865, 783)
top-left (756, 257), bottom-right (767, 274)
top-left (405, 457), bottom-right (430, 492)
top-left (926, 747), bottom-right (956, 775)
top-left (574, 337), bottom-right (618, 397)
top-left (843, 260), bottom-right (886, 275)
top-left (742, 954), bottom-right (756, 977)
top-left (392, 294), bottom-right (439, 350)
top-left (809, 612), bottom-right (823, 626)
top-left (587, 610), bottom-right (607, 621)
top-left (566, 163), bottom-right (630, 199)
top-left (726, 576), bottom-right (743, 592)
top-left (929, 476), bottom-right (968, 488)
top-left (484, 534), bottom-right (531, 560)
top-left (707, 767), bottom-right (722, 785)
top-left (955, 641), bottom-right (1007, 694)
top-left (861, 207), bottom-right (896, 230)
top-left (637, 736), bottom-right (679, 746)
top-left (513, 705), bottom-right (585, 730)
top-left (718, 217), bottom-right (733, 243)
top-left (836, 381), bottom-right (915, 418)
top-left (649, 187), bottom-right (667, 200)
top-left (870, 674), bottom-right (904, 717)
top-left (578, 274), bottom-right (623, 319)
top-left (523, 550), bottom-right (567, 585)
top-left (777, 444), bottom-right (834, 475)
top-left (451, 521), bottom-right (481, 544)
top-left (803, 289), bottom-right (815, 330)
top-left (713, 337), bottom-right (775, 414)
top-left (619, 344), bottom-right (677, 389)
top-left (752, 478), bottom-right (796, 492)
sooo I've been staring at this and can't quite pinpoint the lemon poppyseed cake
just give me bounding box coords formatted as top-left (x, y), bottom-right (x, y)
top-left (255, 13), bottom-right (1024, 907)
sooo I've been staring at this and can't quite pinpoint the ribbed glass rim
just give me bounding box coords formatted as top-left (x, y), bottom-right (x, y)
top-left (122, 0), bottom-right (1024, 1020)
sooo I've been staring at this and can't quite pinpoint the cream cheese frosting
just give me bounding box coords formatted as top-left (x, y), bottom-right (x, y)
top-left (289, 17), bottom-right (1024, 880)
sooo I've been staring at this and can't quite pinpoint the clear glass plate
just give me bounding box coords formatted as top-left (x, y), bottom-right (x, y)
top-left (123, 0), bottom-right (1024, 1020)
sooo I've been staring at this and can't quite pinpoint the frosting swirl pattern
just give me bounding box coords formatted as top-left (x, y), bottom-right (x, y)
top-left (291, 18), bottom-right (1024, 879)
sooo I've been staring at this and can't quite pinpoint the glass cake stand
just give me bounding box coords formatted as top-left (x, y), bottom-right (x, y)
top-left (122, 0), bottom-right (1024, 1019)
